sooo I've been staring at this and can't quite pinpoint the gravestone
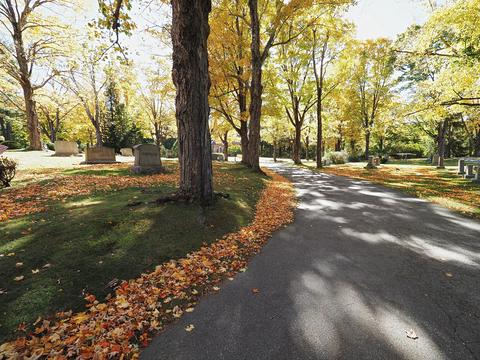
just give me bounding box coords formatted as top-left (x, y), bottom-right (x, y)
top-left (365, 156), bottom-right (377, 170)
top-left (432, 154), bottom-right (439, 166)
top-left (465, 164), bottom-right (475, 179)
top-left (373, 156), bottom-right (381, 166)
top-left (474, 166), bottom-right (480, 183)
top-left (457, 159), bottom-right (466, 175)
top-left (132, 144), bottom-right (163, 174)
top-left (120, 148), bottom-right (133, 157)
top-left (54, 141), bottom-right (78, 156)
top-left (83, 146), bottom-right (117, 164)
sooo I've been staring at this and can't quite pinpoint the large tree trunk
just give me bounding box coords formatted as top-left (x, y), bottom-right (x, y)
top-left (222, 131), bottom-right (229, 161)
top-left (293, 123), bottom-right (302, 165)
top-left (474, 127), bottom-right (480, 157)
top-left (95, 126), bottom-right (103, 147)
top-left (22, 85), bottom-right (42, 150)
top-left (305, 136), bottom-right (310, 161)
top-left (247, 0), bottom-right (262, 171)
top-left (365, 128), bottom-right (371, 160)
top-left (171, 0), bottom-right (213, 205)
top-left (239, 119), bottom-right (249, 165)
top-left (316, 98), bottom-right (323, 168)
top-left (437, 119), bottom-right (448, 168)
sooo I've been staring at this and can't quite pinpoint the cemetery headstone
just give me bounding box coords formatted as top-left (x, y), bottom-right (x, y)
top-left (465, 164), bottom-right (475, 179)
top-left (120, 148), bottom-right (133, 157)
top-left (83, 146), bottom-right (117, 164)
top-left (457, 159), bottom-right (465, 175)
top-left (132, 144), bottom-right (163, 174)
top-left (365, 156), bottom-right (377, 170)
top-left (54, 141), bottom-right (79, 156)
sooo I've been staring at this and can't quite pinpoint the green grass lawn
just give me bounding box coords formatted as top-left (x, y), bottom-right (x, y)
top-left (0, 163), bottom-right (266, 342)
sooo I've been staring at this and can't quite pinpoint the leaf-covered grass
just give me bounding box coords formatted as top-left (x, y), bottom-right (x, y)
top-left (0, 162), bottom-right (266, 342)
top-left (306, 162), bottom-right (480, 219)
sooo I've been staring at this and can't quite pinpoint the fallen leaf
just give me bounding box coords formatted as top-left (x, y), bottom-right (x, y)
top-left (185, 324), bottom-right (195, 332)
top-left (0, 289), bottom-right (7, 295)
top-left (251, 288), bottom-right (260, 294)
top-left (213, 286), bottom-right (220, 291)
top-left (15, 262), bottom-right (23, 268)
top-left (185, 307), bottom-right (195, 313)
top-left (6, 253), bottom-right (15, 257)
top-left (172, 306), bottom-right (183, 318)
top-left (31, 269), bottom-right (40, 274)
top-left (405, 329), bottom-right (418, 340)
top-left (42, 263), bottom-right (51, 269)
top-left (445, 272), bottom-right (453, 278)
top-left (14, 276), bottom-right (24, 282)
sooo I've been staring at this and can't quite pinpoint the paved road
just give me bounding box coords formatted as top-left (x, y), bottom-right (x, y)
top-left (142, 164), bottom-right (480, 360)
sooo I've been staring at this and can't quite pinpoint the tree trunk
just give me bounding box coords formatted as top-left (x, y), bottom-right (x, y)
top-left (247, 0), bottom-right (262, 171)
top-left (293, 123), bottom-right (302, 164)
top-left (239, 120), bottom-right (249, 165)
top-left (474, 127), bottom-right (480, 157)
top-left (95, 126), bottom-right (103, 147)
top-left (335, 138), bottom-right (342, 152)
top-left (22, 85), bottom-right (42, 150)
top-left (305, 136), bottom-right (310, 161)
top-left (316, 98), bottom-right (323, 168)
top-left (273, 140), bottom-right (277, 162)
top-left (437, 119), bottom-right (448, 168)
top-left (171, 0), bottom-right (213, 205)
top-left (222, 131), bottom-right (229, 161)
top-left (365, 129), bottom-right (371, 161)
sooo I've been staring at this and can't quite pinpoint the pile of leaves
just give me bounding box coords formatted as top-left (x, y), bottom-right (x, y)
top-left (0, 166), bottom-right (178, 222)
top-left (322, 165), bottom-right (480, 218)
top-left (0, 170), bottom-right (295, 359)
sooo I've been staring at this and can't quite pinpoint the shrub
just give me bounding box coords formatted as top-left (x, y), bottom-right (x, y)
top-left (0, 157), bottom-right (17, 188)
top-left (45, 142), bottom-right (55, 151)
top-left (325, 151), bottom-right (348, 165)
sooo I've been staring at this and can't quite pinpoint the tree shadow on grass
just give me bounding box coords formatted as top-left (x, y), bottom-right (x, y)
top-left (0, 164), bottom-right (265, 342)
top-left (141, 165), bottom-right (480, 360)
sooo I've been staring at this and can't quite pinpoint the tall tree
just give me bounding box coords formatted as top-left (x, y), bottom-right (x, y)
top-left (351, 39), bottom-right (395, 160)
top-left (171, 0), bottom-right (213, 204)
top-left (0, 0), bottom-right (65, 149)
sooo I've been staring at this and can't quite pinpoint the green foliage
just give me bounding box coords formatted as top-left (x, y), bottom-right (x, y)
top-left (101, 79), bottom-right (142, 151)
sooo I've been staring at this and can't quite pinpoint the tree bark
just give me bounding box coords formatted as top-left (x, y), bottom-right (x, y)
top-left (247, 0), bottom-right (262, 171)
top-left (22, 85), bottom-right (42, 150)
top-left (437, 119), bottom-right (448, 168)
top-left (221, 131), bottom-right (229, 161)
top-left (474, 126), bottom-right (480, 157)
top-left (365, 128), bottom-right (371, 160)
top-left (293, 123), bottom-right (302, 164)
top-left (305, 136), bottom-right (310, 161)
top-left (171, 0), bottom-right (213, 205)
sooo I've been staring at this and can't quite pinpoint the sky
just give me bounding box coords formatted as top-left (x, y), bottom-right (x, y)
top-left (346, 0), bottom-right (430, 40)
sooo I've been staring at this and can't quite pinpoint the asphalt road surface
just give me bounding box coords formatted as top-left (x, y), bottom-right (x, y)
top-left (142, 164), bottom-right (480, 360)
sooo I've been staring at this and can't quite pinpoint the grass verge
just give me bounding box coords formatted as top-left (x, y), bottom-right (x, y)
top-left (0, 168), bottom-right (295, 359)
top-left (0, 162), bottom-right (265, 343)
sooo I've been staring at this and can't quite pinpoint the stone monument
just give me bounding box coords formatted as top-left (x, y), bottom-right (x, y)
top-left (132, 144), bottom-right (163, 174)
top-left (83, 146), bottom-right (117, 164)
top-left (54, 141), bottom-right (79, 156)
top-left (120, 148), bottom-right (133, 157)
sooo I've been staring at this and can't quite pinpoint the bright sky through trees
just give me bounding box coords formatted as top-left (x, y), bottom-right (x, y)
top-left (347, 0), bottom-right (429, 39)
